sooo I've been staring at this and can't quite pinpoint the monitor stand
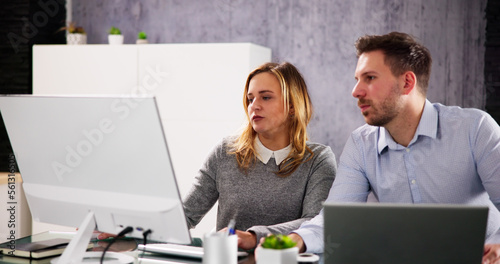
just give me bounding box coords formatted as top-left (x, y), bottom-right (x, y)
top-left (50, 212), bottom-right (135, 264)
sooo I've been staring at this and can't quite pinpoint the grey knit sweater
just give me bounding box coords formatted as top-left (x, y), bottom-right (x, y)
top-left (182, 137), bottom-right (337, 245)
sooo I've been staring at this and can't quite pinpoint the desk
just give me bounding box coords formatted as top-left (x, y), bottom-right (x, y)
top-left (0, 232), bottom-right (322, 264)
top-left (137, 251), bottom-right (256, 264)
top-left (0, 231), bottom-right (135, 263)
top-left (137, 251), bottom-right (323, 264)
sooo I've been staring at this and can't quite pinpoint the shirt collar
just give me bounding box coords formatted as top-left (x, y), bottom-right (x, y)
top-left (255, 136), bottom-right (292, 165)
top-left (377, 99), bottom-right (438, 154)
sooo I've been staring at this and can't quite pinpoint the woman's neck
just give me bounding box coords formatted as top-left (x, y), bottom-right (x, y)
top-left (257, 133), bottom-right (290, 151)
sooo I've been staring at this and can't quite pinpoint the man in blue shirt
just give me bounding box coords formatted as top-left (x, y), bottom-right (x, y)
top-left (288, 32), bottom-right (500, 264)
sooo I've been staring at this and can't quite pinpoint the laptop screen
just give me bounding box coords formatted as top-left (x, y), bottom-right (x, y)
top-left (323, 202), bottom-right (487, 264)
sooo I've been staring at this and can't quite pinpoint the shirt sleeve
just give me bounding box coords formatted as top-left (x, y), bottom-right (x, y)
top-left (247, 145), bottom-right (337, 245)
top-left (182, 143), bottom-right (221, 229)
top-left (327, 133), bottom-right (371, 202)
top-left (292, 209), bottom-right (325, 253)
top-left (486, 228), bottom-right (500, 244)
top-left (474, 113), bottom-right (500, 212)
top-left (291, 134), bottom-right (371, 253)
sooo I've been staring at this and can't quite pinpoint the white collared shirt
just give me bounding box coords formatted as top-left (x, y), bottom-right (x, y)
top-left (254, 136), bottom-right (292, 165)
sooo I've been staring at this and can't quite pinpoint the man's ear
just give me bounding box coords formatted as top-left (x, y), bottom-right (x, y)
top-left (402, 71), bottom-right (417, 95)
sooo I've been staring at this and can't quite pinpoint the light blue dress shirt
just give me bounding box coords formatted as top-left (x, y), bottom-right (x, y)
top-left (295, 100), bottom-right (500, 253)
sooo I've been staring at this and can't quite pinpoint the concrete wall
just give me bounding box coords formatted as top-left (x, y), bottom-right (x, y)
top-left (72, 0), bottom-right (487, 160)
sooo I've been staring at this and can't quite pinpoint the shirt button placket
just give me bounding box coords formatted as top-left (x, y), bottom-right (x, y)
top-left (404, 147), bottom-right (422, 203)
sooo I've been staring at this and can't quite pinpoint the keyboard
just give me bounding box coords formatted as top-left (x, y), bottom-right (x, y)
top-left (137, 243), bottom-right (248, 259)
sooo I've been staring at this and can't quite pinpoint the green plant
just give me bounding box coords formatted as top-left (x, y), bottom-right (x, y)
top-left (59, 22), bottom-right (85, 34)
top-left (109, 26), bottom-right (121, 35)
top-left (137, 31), bottom-right (147, 39)
top-left (261, 234), bottom-right (297, 249)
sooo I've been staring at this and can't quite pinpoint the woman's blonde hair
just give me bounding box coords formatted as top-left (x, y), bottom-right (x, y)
top-left (230, 62), bottom-right (313, 177)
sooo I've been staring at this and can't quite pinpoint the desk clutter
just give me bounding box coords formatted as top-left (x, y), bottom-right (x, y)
top-left (202, 233), bottom-right (238, 264)
top-left (138, 242), bottom-right (320, 264)
top-left (0, 231), bottom-right (321, 264)
top-left (0, 238), bottom-right (91, 259)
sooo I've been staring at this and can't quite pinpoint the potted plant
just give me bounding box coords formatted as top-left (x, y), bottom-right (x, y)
top-left (62, 22), bottom-right (86, 45)
top-left (108, 26), bottom-right (123, 45)
top-left (257, 234), bottom-right (298, 264)
top-left (136, 31), bottom-right (148, 44)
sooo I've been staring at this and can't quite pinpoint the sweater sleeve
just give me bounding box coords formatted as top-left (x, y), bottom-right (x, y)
top-left (247, 145), bottom-right (337, 244)
top-left (182, 141), bottom-right (223, 229)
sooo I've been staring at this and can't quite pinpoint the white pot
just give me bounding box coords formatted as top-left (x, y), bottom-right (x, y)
top-left (67, 33), bottom-right (87, 45)
top-left (136, 39), bottom-right (148, 44)
top-left (256, 247), bottom-right (298, 264)
top-left (108, 34), bottom-right (124, 45)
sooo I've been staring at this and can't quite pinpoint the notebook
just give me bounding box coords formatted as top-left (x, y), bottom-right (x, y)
top-left (323, 203), bottom-right (488, 264)
top-left (0, 238), bottom-right (92, 259)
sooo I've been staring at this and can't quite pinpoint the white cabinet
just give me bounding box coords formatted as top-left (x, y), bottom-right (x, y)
top-left (32, 43), bottom-right (272, 238)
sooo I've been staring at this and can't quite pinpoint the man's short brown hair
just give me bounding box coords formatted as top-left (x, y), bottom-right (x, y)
top-left (355, 32), bottom-right (432, 95)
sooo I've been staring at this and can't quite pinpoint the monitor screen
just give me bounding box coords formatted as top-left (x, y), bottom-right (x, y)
top-left (0, 95), bottom-right (191, 260)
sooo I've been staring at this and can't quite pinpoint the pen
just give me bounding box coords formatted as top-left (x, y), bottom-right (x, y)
top-left (227, 219), bottom-right (236, 235)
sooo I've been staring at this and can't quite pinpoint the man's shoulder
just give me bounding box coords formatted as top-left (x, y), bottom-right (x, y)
top-left (351, 124), bottom-right (379, 140)
top-left (342, 124), bottom-right (381, 152)
top-left (433, 102), bottom-right (487, 117)
top-left (433, 103), bottom-right (490, 125)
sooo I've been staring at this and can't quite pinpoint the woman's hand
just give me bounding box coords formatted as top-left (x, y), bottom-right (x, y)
top-left (235, 230), bottom-right (257, 250)
top-left (96, 232), bottom-right (116, 240)
top-left (219, 228), bottom-right (257, 250)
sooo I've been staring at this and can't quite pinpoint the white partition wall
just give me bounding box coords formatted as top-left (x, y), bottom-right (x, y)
top-left (32, 43), bottom-right (272, 238)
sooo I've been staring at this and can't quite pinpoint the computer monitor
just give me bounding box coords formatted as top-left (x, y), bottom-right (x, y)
top-left (0, 95), bottom-right (191, 263)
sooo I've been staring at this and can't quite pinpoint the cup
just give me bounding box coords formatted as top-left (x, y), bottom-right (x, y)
top-left (202, 233), bottom-right (238, 264)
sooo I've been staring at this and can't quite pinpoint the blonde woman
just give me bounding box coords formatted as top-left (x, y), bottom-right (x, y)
top-left (183, 62), bottom-right (336, 250)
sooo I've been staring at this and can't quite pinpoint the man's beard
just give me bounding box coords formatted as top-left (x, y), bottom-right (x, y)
top-left (360, 83), bottom-right (403, 127)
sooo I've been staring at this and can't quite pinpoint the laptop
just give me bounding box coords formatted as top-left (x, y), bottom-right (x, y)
top-left (323, 203), bottom-right (488, 264)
